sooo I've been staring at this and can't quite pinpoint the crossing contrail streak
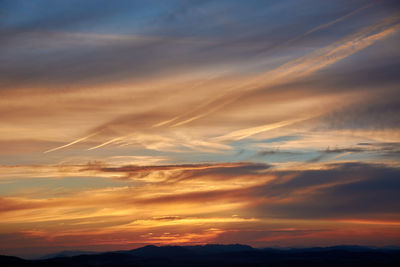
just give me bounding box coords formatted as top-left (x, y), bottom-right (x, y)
top-left (44, 132), bottom-right (99, 153)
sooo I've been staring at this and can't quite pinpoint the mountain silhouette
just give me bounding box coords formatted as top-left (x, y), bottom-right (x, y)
top-left (40, 250), bottom-right (97, 259)
top-left (1, 244), bottom-right (399, 266)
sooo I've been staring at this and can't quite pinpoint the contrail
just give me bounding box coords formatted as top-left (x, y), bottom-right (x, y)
top-left (213, 116), bottom-right (312, 142)
top-left (301, 1), bottom-right (377, 37)
top-left (161, 1), bottom-right (378, 129)
top-left (44, 132), bottom-right (99, 153)
top-left (152, 73), bottom-right (231, 128)
top-left (257, 1), bottom-right (378, 59)
top-left (171, 95), bottom-right (240, 127)
top-left (152, 116), bottom-right (180, 128)
top-left (87, 136), bottom-right (126, 151)
top-left (166, 16), bottom-right (400, 127)
top-left (51, 10), bottom-right (399, 153)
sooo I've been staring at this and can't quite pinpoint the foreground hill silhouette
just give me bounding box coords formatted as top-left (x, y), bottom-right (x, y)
top-left (1, 244), bottom-right (399, 267)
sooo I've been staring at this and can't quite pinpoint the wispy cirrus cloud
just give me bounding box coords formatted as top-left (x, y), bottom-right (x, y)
top-left (37, 13), bottom-right (399, 156)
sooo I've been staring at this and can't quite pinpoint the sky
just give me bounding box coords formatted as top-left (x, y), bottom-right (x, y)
top-left (0, 0), bottom-right (400, 258)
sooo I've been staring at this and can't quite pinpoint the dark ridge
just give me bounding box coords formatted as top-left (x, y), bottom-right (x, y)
top-left (1, 244), bottom-right (399, 267)
top-left (40, 250), bottom-right (97, 259)
top-left (0, 255), bottom-right (28, 264)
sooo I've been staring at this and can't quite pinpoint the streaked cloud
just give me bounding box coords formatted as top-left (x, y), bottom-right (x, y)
top-left (0, 161), bottom-right (399, 257)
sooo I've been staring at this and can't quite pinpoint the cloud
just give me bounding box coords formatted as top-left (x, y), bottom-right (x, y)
top-left (256, 150), bottom-right (301, 157)
top-left (249, 163), bottom-right (400, 219)
top-left (82, 161), bottom-right (271, 183)
top-left (0, 160), bottom-right (399, 255)
top-left (1, 161), bottom-right (399, 220)
top-left (0, 2), bottom-right (398, 160)
top-left (158, 16), bottom-right (400, 127)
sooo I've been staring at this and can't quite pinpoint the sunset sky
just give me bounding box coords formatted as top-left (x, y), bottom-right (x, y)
top-left (1, 0), bottom-right (400, 258)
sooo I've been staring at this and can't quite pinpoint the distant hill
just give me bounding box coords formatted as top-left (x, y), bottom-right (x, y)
top-left (1, 244), bottom-right (399, 266)
top-left (40, 250), bottom-right (97, 259)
